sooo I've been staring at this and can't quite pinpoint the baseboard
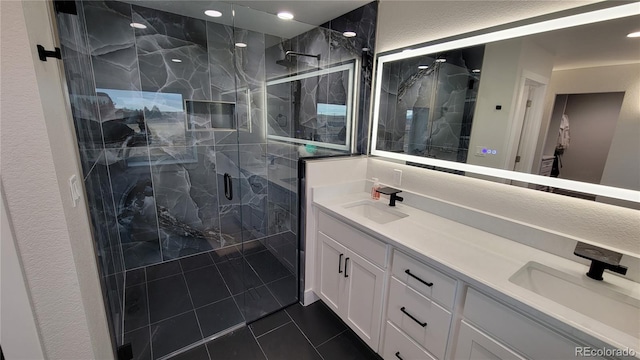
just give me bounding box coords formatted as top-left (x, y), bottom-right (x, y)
top-left (303, 289), bottom-right (319, 306)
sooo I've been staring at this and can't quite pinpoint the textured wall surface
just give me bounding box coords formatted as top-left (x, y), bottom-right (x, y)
top-left (368, 158), bottom-right (640, 256)
top-left (376, 0), bottom-right (598, 53)
top-left (0, 1), bottom-right (112, 359)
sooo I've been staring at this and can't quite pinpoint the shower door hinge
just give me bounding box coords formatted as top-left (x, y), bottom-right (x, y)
top-left (37, 45), bottom-right (61, 62)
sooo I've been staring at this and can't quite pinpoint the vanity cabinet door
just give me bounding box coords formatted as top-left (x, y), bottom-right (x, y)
top-left (343, 249), bottom-right (385, 351)
top-left (317, 231), bottom-right (348, 313)
top-left (455, 320), bottom-right (526, 360)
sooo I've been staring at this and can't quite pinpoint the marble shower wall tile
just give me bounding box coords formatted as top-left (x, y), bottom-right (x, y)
top-left (149, 146), bottom-right (222, 260)
top-left (216, 144), bottom-right (268, 242)
top-left (132, 5), bottom-right (210, 148)
top-left (207, 22), bottom-right (235, 101)
top-left (133, 5), bottom-right (210, 100)
top-left (56, 2), bottom-right (104, 158)
top-left (84, 1), bottom-right (140, 91)
top-left (107, 148), bottom-right (162, 269)
top-left (84, 152), bottom-right (125, 276)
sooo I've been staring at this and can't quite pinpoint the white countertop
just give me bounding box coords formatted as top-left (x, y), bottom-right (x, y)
top-left (313, 189), bottom-right (640, 354)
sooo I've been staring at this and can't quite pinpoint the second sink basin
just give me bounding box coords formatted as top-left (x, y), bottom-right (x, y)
top-left (343, 200), bottom-right (408, 224)
top-left (510, 261), bottom-right (640, 338)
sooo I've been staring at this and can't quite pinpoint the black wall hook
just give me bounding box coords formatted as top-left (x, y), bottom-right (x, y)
top-left (37, 45), bottom-right (61, 61)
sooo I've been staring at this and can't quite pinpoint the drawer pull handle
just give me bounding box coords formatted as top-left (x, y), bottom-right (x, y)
top-left (400, 306), bottom-right (427, 327)
top-left (344, 257), bottom-right (350, 278)
top-left (395, 351), bottom-right (404, 360)
top-left (405, 269), bottom-right (433, 287)
top-left (338, 253), bottom-right (343, 273)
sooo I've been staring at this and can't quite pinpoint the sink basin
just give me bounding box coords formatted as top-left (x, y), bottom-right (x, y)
top-left (510, 261), bottom-right (640, 338)
top-left (344, 200), bottom-right (408, 224)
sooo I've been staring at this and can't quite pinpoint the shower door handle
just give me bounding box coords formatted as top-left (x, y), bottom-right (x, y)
top-left (224, 173), bottom-right (233, 200)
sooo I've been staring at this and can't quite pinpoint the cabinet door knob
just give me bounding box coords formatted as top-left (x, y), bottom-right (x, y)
top-left (400, 306), bottom-right (427, 327)
top-left (395, 351), bottom-right (404, 360)
top-left (405, 269), bottom-right (433, 287)
top-left (338, 253), bottom-right (343, 274)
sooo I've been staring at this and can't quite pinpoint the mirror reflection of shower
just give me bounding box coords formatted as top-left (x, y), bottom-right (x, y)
top-left (275, 51), bottom-right (323, 144)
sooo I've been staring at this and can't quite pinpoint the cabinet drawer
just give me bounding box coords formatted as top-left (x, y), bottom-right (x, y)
top-left (318, 211), bottom-right (387, 268)
top-left (388, 277), bottom-right (451, 359)
top-left (392, 250), bottom-right (456, 309)
top-left (383, 321), bottom-right (437, 360)
top-left (464, 288), bottom-right (596, 360)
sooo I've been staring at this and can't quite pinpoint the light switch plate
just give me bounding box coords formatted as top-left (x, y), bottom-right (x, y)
top-left (393, 169), bottom-right (402, 186)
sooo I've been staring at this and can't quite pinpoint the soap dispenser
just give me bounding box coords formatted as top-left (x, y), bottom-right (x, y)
top-left (371, 178), bottom-right (380, 200)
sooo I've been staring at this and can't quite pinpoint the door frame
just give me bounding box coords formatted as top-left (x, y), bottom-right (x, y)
top-left (503, 70), bottom-right (549, 176)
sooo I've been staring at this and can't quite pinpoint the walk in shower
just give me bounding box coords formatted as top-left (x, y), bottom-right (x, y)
top-left (54, 1), bottom-right (377, 358)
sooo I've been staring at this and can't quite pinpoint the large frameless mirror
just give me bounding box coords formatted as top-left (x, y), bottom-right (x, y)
top-left (370, 3), bottom-right (640, 208)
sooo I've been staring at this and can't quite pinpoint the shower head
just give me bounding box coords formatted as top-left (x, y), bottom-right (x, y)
top-left (285, 51), bottom-right (321, 61)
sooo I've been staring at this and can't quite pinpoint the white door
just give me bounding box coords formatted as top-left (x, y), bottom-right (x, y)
top-left (454, 320), bottom-right (526, 360)
top-left (317, 231), bottom-right (347, 313)
top-left (343, 249), bottom-right (385, 351)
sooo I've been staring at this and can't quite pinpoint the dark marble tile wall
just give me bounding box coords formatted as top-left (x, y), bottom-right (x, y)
top-left (321, 1), bottom-right (379, 154)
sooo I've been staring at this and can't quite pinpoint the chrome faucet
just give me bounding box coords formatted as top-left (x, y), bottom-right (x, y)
top-left (376, 187), bottom-right (403, 207)
top-left (573, 242), bottom-right (627, 281)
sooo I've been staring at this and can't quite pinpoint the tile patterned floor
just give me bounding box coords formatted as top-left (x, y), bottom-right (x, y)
top-left (123, 232), bottom-right (298, 359)
top-left (180, 301), bottom-right (382, 360)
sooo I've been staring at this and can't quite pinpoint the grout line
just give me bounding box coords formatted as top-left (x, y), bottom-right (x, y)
top-left (144, 268), bottom-right (153, 360)
top-left (178, 261), bottom-right (206, 342)
top-left (314, 329), bottom-right (347, 349)
top-left (247, 323), bottom-right (270, 360)
top-left (157, 323), bottom-right (244, 360)
top-left (283, 311), bottom-right (326, 360)
top-left (253, 320), bottom-right (292, 339)
top-left (211, 255), bottom-right (247, 323)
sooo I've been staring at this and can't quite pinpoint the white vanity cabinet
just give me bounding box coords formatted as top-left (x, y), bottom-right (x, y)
top-left (382, 250), bottom-right (457, 359)
top-left (312, 205), bottom-right (620, 360)
top-left (455, 320), bottom-right (526, 360)
top-left (455, 288), bottom-right (604, 360)
top-left (316, 212), bottom-right (387, 350)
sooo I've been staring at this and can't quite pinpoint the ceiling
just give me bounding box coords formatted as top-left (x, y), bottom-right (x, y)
top-left (225, 0), bottom-right (371, 26)
top-left (123, 0), bottom-right (370, 40)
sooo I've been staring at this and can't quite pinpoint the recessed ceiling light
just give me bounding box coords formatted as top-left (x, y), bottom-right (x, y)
top-left (204, 10), bottom-right (222, 18)
top-left (435, 58), bottom-right (447, 63)
top-left (277, 12), bottom-right (294, 20)
top-left (343, 31), bottom-right (357, 38)
top-left (627, 31), bottom-right (640, 38)
top-left (472, 69), bottom-right (481, 73)
top-left (235, 42), bottom-right (247, 48)
top-left (171, 58), bottom-right (182, 63)
top-left (418, 65), bottom-right (429, 69)
top-left (130, 22), bottom-right (147, 29)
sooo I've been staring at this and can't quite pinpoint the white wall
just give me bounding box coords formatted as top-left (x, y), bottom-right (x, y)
top-left (367, 158), bottom-right (639, 256)
top-left (376, 0), bottom-right (599, 53)
top-left (1, 185), bottom-right (46, 360)
top-left (558, 93), bottom-right (624, 185)
top-left (303, 157), bottom-right (368, 304)
top-left (0, 1), bottom-right (113, 358)
top-left (467, 38), bottom-right (554, 170)
top-left (535, 64), bottom-right (640, 204)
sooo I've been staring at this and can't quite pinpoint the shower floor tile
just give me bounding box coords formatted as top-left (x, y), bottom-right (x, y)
top-left (122, 231), bottom-right (299, 360)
